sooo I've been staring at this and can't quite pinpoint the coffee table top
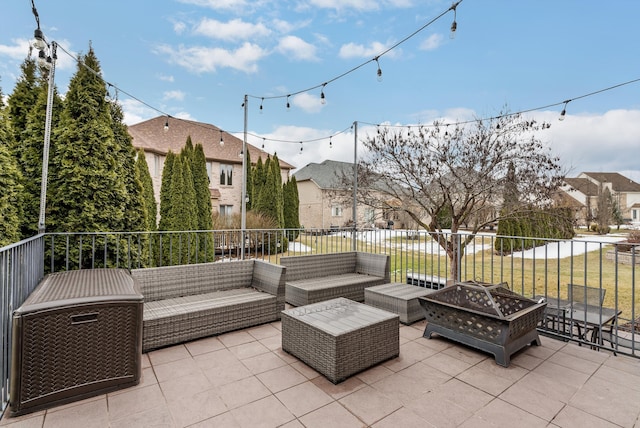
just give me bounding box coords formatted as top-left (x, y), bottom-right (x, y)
top-left (282, 298), bottom-right (398, 336)
top-left (366, 283), bottom-right (436, 300)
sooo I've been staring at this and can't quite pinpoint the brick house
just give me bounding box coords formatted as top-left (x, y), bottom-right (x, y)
top-left (128, 116), bottom-right (294, 221)
top-left (559, 172), bottom-right (640, 227)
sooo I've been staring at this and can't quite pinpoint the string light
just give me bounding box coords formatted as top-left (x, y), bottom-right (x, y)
top-left (559, 100), bottom-right (570, 121)
top-left (219, 130), bottom-right (224, 146)
top-left (164, 116), bottom-right (169, 132)
top-left (259, 97), bottom-right (264, 113)
top-left (299, 141), bottom-right (303, 154)
top-left (262, 138), bottom-right (265, 149)
top-left (320, 84), bottom-right (326, 105)
top-left (329, 136), bottom-right (333, 149)
top-left (450, 2), bottom-right (458, 39)
top-left (286, 95), bottom-right (291, 110)
top-left (375, 57), bottom-right (383, 82)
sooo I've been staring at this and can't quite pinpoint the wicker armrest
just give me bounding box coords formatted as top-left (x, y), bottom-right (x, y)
top-left (356, 252), bottom-right (390, 281)
top-left (252, 260), bottom-right (286, 309)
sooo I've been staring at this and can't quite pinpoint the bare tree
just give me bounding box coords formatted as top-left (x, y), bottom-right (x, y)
top-left (355, 112), bottom-right (564, 280)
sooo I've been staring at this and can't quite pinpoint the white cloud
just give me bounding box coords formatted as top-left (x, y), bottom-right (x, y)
top-left (271, 18), bottom-right (311, 34)
top-left (178, 0), bottom-right (248, 10)
top-left (308, 0), bottom-right (380, 11)
top-left (194, 18), bottom-right (271, 41)
top-left (276, 36), bottom-right (318, 61)
top-left (173, 111), bottom-right (195, 120)
top-left (292, 92), bottom-right (325, 113)
top-left (338, 41), bottom-right (396, 59)
top-left (157, 74), bottom-right (175, 82)
top-left (174, 21), bottom-right (187, 35)
top-left (530, 109), bottom-right (640, 177)
top-left (163, 90), bottom-right (186, 101)
top-left (419, 33), bottom-right (443, 51)
top-left (154, 42), bottom-right (267, 73)
top-left (120, 99), bottom-right (157, 125)
top-left (0, 38), bottom-right (32, 60)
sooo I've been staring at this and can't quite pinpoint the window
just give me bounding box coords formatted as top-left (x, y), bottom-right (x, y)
top-left (220, 164), bottom-right (233, 186)
top-left (633, 209), bottom-right (638, 220)
top-left (331, 205), bottom-right (343, 217)
top-left (365, 208), bottom-right (375, 223)
top-left (219, 205), bottom-right (233, 217)
top-left (154, 154), bottom-right (161, 177)
top-left (206, 162), bottom-right (212, 186)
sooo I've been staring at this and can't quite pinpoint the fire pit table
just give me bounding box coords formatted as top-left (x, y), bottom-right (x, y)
top-left (281, 298), bottom-right (399, 383)
top-left (418, 281), bottom-right (546, 367)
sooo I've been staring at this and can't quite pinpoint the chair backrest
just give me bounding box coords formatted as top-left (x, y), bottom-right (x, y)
top-left (567, 283), bottom-right (606, 306)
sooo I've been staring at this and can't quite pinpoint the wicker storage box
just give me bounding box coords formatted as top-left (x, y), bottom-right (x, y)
top-left (418, 281), bottom-right (546, 367)
top-left (365, 283), bottom-right (435, 324)
top-left (10, 269), bottom-right (143, 416)
top-left (282, 298), bottom-right (399, 383)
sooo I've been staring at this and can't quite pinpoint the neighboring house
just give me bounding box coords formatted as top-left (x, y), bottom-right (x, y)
top-left (558, 172), bottom-right (640, 227)
top-left (293, 160), bottom-right (414, 230)
top-left (129, 116), bottom-right (294, 221)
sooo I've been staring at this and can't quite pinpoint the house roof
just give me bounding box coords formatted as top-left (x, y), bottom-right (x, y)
top-left (581, 172), bottom-right (640, 192)
top-left (128, 116), bottom-right (294, 170)
top-left (563, 177), bottom-right (599, 196)
top-left (293, 160), bottom-right (355, 189)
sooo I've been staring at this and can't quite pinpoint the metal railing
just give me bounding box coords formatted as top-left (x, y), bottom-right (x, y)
top-left (1, 235), bottom-right (45, 415)
top-left (1, 228), bottom-right (638, 414)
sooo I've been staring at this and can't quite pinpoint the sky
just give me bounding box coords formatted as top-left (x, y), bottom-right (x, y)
top-left (2, 0), bottom-right (640, 180)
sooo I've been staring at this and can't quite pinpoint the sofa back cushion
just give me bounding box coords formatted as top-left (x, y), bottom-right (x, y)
top-left (131, 260), bottom-right (255, 302)
top-left (280, 252), bottom-right (357, 281)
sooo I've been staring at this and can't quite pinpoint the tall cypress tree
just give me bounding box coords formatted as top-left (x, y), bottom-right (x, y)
top-left (7, 56), bottom-right (38, 155)
top-left (0, 86), bottom-right (24, 246)
top-left (110, 100), bottom-right (145, 232)
top-left (158, 151), bottom-right (176, 231)
top-left (135, 149), bottom-right (157, 230)
top-left (193, 143), bottom-right (214, 261)
top-left (284, 176), bottom-right (300, 238)
top-left (47, 46), bottom-right (128, 237)
top-left (270, 153), bottom-right (284, 228)
top-left (251, 156), bottom-right (265, 210)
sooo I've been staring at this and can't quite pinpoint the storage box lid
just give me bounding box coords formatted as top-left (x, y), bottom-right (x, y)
top-left (16, 269), bottom-right (143, 314)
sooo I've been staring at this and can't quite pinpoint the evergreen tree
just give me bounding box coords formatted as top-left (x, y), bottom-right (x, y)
top-left (20, 69), bottom-right (62, 238)
top-left (271, 153), bottom-right (284, 228)
top-left (47, 46), bottom-right (128, 238)
top-left (7, 56), bottom-right (38, 155)
top-left (192, 144), bottom-right (214, 261)
top-left (158, 151), bottom-right (176, 231)
top-left (0, 86), bottom-right (24, 246)
top-left (110, 100), bottom-right (145, 232)
top-left (283, 176), bottom-right (300, 240)
top-left (252, 156), bottom-right (265, 209)
top-left (134, 149), bottom-right (157, 231)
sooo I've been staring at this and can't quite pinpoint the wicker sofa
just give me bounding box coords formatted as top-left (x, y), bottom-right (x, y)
top-left (131, 260), bottom-right (285, 352)
top-left (280, 252), bottom-right (390, 306)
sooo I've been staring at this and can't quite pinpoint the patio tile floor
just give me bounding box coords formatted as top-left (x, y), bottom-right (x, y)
top-left (2, 319), bottom-right (640, 428)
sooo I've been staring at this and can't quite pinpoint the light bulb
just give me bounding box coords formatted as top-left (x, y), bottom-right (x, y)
top-left (164, 119), bottom-right (169, 132)
top-left (320, 91), bottom-right (326, 105)
top-left (329, 137), bottom-right (333, 149)
top-left (33, 28), bottom-right (46, 51)
top-left (377, 66), bottom-right (383, 82)
top-left (286, 95), bottom-right (291, 110)
top-left (450, 21), bottom-right (457, 39)
top-left (37, 50), bottom-right (47, 67)
top-left (559, 109), bottom-right (566, 121)
top-left (219, 134), bottom-right (224, 147)
top-left (259, 98), bottom-right (264, 114)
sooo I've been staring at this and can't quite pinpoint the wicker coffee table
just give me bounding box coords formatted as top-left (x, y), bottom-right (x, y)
top-left (365, 283), bottom-right (436, 324)
top-left (281, 298), bottom-right (399, 383)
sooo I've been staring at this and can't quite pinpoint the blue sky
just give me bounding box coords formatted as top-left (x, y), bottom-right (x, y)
top-left (2, 0), bottom-right (640, 180)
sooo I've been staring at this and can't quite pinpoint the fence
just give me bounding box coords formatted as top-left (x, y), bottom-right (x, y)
top-left (0, 235), bottom-right (45, 415)
top-left (1, 228), bottom-right (638, 414)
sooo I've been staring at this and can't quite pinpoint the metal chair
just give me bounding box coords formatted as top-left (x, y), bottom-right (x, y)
top-left (567, 284), bottom-right (606, 342)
